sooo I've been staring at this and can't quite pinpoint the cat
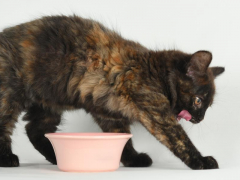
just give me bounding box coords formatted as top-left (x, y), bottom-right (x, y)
top-left (0, 15), bottom-right (224, 169)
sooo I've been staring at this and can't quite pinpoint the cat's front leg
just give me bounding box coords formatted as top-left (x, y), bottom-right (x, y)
top-left (135, 93), bottom-right (218, 169)
top-left (141, 117), bottom-right (218, 169)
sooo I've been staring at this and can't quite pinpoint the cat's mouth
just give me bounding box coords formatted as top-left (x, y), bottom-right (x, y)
top-left (177, 110), bottom-right (192, 121)
top-left (177, 110), bottom-right (201, 124)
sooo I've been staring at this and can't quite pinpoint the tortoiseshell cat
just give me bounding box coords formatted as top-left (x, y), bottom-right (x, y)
top-left (0, 15), bottom-right (224, 169)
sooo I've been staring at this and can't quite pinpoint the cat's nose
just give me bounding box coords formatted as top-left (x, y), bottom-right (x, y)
top-left (197, 116), bottom-right (204, 122)
top-left (197, 111), bottom-right (206, 122)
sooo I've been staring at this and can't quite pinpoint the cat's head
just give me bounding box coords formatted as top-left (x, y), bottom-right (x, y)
top-left (174, 51), bottom-right (224, 124)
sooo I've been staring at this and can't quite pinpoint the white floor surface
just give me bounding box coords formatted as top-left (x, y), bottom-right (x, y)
top-left (1, 162), bottom-right (240, 180)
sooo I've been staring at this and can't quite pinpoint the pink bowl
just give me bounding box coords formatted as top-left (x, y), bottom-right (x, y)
top-left (45, 133), bottom-right (132, 172)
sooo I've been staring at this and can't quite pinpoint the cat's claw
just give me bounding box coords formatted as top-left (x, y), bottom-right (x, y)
top-left (0, 154), bottom-right (19, 167)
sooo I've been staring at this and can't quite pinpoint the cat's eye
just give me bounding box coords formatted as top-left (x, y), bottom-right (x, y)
top-left (194, 97), bottom-right (202, 106)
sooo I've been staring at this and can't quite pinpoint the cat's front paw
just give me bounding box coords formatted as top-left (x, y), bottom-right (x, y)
top-left (122, 153), bottom-right (152, 167)
top-left (0, 154), bottom-right (19, 167)
top-left (190, 156), bottom-right (218, 170)
top-left (201, 156), bottom-right (219, 169)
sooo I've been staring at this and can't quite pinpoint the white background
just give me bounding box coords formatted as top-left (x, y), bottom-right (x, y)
top-left (0, 0), bottom-right (240, 179)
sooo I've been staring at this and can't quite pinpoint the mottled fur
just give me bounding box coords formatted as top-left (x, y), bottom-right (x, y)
top-left (0, 15), bottom-right (224, 169)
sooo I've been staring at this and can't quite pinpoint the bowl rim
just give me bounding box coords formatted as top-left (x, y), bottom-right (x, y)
top-left (45, 132), bottom-right (133, 139)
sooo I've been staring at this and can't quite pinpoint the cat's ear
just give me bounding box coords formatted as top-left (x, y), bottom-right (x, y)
top-left (210, 67), bottom-right (225, 78)
top-left (187, 51), bottom-right (212, 76)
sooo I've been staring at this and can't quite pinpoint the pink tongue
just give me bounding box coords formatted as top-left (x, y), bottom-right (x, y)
top-left (177, 110), bottom-right (192, 121)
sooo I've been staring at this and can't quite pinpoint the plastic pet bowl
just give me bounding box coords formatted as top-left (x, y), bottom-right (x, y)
top-left (45, 133), bottom-right (132, 172)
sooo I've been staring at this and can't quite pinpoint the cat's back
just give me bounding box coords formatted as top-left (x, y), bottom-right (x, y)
top-left (1, 15), bottom-right (95, 38)
top-left (0, 15), bottom-right (109, 84)
top-left (1, 15), bottom-right (98, 55)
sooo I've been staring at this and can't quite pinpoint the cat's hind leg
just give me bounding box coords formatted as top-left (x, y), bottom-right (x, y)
top-left (0, 94), bottom-right (22, 167)
top-left (94, 117), bottom-right (152, 167)
top-left (24, 104), bottom-right (62, 164)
